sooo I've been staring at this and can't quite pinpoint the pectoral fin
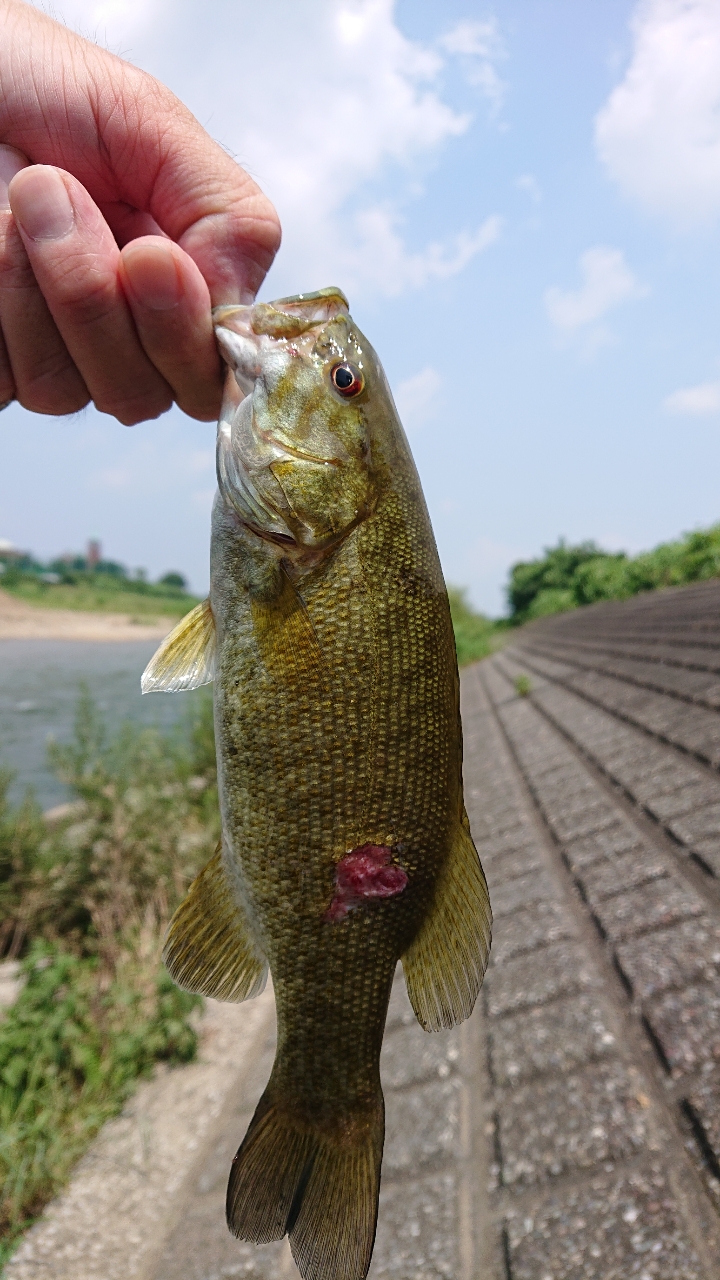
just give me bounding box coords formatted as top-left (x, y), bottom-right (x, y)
top-left (141, 598), bottom-right (216, 693)
top-left (163, 846), bottom-right (268, 1002)
top-left (252, 568), bottom-right (324, 683)
top-left (402, 812), bottom-right (492, 1032)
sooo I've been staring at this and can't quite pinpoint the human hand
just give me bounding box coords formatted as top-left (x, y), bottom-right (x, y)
top-left (0, 0), bottom-right (281, 424)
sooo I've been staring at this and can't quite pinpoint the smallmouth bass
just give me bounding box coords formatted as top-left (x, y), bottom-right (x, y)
top-left (143, 288), bottom-right (491, 1280)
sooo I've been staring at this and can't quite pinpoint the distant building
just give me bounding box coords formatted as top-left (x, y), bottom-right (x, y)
top-left (87, 539), bottom-right (101, 570)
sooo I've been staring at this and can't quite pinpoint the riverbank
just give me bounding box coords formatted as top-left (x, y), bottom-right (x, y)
top-left (0, 590), bottom-right (175, 641)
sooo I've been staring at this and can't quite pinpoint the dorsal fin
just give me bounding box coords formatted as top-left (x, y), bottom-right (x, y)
top-left (141, 598), bottom-right (216, 693)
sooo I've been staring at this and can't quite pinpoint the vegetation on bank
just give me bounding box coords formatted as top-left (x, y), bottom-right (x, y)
top-left (2, 576), bottom-right (201, 620)
top-left (507, 523), bottom-right (720, 625)
top-left (0, 547), bottom-right (200, 619)
top-left (447, 587), bottom-right (506, 666)
top-left (0, 692), bottom-right (218, 1264)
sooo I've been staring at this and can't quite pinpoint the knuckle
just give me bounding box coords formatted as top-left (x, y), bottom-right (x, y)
top-left (15, 352), bottom-right (88, 416)
top-left (48, 262), bottom-right (119, 329)
top-left (0, 221), bottom-right (39, 302)
top-left (19, 385), bottom-right (90, 416)
top-left (96, 387), bottom-right (173, 426)
top-left (0, 375), bottom-right (16, 404)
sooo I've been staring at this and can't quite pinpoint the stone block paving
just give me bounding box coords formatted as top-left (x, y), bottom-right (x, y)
top-left (465, 580), bottom-right (720, 1277)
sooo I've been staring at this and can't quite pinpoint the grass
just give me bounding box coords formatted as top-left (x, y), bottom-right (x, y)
top-left (447, 587), bottom-right (506, 666)
top-left (0, 946), bottom-right (199, 1267)
top-left (0, 690), bottom-right (219, 1263)
top-left (3, 578), bottom-right (200, 620)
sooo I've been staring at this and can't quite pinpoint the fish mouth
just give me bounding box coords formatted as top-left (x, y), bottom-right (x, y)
top-left (213, 289), bottom-right (348, 341)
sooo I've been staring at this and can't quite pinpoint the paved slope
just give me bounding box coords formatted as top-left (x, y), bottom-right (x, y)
top-left (471, 579), bottom-right (720, 1277)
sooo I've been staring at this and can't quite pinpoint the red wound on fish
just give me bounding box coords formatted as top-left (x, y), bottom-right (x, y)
top-left (324, 845), bottom-right (408, 923)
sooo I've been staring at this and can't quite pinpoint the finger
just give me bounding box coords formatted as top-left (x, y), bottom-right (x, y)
top-left (119, 236), bottom-right (222, 422)
top-left (0, 144), bottom-right (89, 415)
top-left (99, 202), bottom-right (167, 247)
top-left (8, 165), bottom-right (173, 425)
top-left (0, 329), bottom-right (13, 409)
top-left (0, 6), bottom-right (281, 303)
top-left (0, 145), bottom-right (23, 407)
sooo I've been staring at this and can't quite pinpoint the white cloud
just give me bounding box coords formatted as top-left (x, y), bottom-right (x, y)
top-left (394, 366), bottom-right (441, 431)
top-left (663, 380), bottom-right (720, 414)
top-left (595, 0), bottom-right (720, 225)
top-left (351, 209), bottom-right (502, 296)
top-left (545, 246), bottom-right (647, 331)
top-left (47, 0), bottom-right (503, 300)
top-left (515, 173), bottom-right (541, 203)
top-left (438, 19), bottom-right (506, 114)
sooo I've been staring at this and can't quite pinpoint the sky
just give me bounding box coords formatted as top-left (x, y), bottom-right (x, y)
top-left (2, 0), bottom-right (720, 614)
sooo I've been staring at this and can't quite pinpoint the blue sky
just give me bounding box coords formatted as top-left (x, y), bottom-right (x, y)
top-left (2, 0), bottom-right (720, 614)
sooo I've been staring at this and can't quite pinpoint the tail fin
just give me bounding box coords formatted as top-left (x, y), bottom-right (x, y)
top-left (226, 1090), bottom-right (383, 1280)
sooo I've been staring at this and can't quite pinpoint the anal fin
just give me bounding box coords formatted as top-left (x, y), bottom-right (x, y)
top-left (163, 846), bottom-right (268, 1002)
top-left (402, 811), bottom-right (492, 1032)
top-left (142, 598), bottom-right (216, 693)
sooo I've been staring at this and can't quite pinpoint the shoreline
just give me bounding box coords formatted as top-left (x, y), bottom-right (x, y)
top-left (0, 589), bottom-right (175, 642)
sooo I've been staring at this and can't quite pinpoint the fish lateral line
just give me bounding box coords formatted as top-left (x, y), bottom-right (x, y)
top-left (324, 845), bottom-right (408, 923)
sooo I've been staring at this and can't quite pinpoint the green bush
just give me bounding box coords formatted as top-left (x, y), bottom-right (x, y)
top-left (507, 540), bottom-right (603, 622)
top-left (507, 523), bottom-right (720, 623)
top-left (526, 588), bottom-right (576, 620)
top-left (0, 689), bottom-right (218, 1260)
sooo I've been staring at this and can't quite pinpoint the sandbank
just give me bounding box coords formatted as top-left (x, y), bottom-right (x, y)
top-left (0, 589), bottom-right (175, 642)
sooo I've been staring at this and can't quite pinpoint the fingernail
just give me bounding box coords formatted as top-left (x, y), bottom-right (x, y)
top-left (10, 166), bottom-right (75, 240)
top-left (0, 146), bottom-right (29, 211)
top-left (123, 240), bottom-right (183, 310)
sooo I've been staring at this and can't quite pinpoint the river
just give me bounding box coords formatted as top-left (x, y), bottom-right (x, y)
top-left (0, 639), bottom-right (205, 809)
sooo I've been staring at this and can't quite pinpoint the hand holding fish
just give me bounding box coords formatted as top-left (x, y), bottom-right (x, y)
top-left (0, 0), bottom-right (280, 423)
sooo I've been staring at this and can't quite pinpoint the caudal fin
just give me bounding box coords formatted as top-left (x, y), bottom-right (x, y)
top-left (226, 1091), bottom-right (383, 1280)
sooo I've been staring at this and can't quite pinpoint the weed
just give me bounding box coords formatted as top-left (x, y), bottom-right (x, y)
top-left (447, 587), bottom-right (506, 666)
top-left (0, 689), bottom-right (217, 1260)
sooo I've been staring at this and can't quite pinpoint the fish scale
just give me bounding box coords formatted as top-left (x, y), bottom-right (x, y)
top-left (142, 287), bottom-right (491, 1280)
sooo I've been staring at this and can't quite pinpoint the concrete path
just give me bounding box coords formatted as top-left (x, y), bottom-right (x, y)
top-left (8, 580), bottom-right (720, 1279)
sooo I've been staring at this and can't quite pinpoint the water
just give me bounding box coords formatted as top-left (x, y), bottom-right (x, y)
top-left (0, 640), bottom-right (204, 809)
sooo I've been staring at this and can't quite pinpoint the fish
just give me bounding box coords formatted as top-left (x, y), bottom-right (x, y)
top-left (141, 287), bottom-right (492, 1280)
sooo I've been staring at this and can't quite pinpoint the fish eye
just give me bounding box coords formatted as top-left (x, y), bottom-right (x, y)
top-left (331, 363), bottom-right (364, 398)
